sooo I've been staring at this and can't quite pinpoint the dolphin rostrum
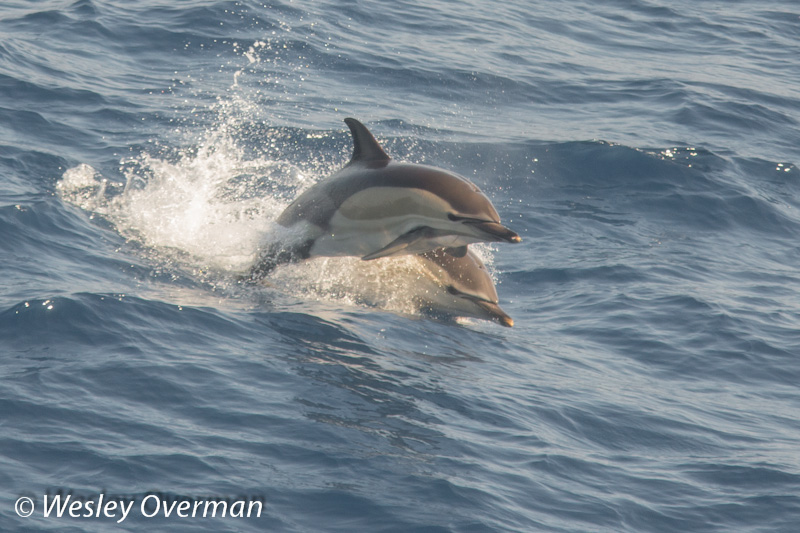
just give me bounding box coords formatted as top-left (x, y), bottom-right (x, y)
top-left (250, 118), bottom-right (519, 278)
top-left (416, 246), bottom-right (514, 327)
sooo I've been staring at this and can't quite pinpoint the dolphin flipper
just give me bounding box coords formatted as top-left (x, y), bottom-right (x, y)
top-left (361, 227), bottom-right (440, 261)
top-left (444, 246), bottom-right (468, 258)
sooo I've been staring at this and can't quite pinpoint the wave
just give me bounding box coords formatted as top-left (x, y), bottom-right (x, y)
top-left (51, 31), bottom-right (800, 331)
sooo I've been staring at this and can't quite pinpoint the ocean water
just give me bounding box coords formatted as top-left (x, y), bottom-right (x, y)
top-left (2, 0), bottom-right (800, 531)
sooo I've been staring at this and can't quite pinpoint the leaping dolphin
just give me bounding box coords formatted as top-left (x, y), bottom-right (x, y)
top-left (250, 118), bottom-right (520, 278)
top-left (416, 246), bottom-right (513, 327)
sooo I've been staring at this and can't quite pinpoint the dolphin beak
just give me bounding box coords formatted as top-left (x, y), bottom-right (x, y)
top-left (467, 220), bottom-right (521, 243)
top-left (498, 314), bottom-right (514, 327)
top-left (476, 301), bottom-right (514, 327)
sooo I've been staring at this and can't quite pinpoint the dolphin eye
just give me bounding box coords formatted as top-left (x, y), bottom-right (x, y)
top-left (446, 285), bottom-right (460, 295)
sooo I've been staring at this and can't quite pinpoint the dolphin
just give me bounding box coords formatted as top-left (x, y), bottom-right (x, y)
top-left (415, 246), bottom-right (514, 327)
top-left (250, 118), bottom-right (519, 278)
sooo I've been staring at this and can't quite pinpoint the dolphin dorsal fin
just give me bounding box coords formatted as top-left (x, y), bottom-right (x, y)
top-left (344, 118), bottom-right (390, 166)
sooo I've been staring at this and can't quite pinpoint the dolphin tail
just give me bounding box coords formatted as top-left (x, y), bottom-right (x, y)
top-left (247, 240), bottom-right (313, 281)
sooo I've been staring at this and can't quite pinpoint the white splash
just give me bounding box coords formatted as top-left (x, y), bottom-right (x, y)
top-left (58, 132), bottom-right (292, 273)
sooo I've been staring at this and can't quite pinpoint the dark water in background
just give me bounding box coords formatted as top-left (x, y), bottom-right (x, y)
top-left (2, 0), bottom-right (800, 531)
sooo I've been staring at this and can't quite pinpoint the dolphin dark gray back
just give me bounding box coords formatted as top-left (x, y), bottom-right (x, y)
top-left (276, 162), bottom-right (499, 230)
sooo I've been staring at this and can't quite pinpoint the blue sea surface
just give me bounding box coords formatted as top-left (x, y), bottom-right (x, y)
top-left (2, 0), bottom-right (800, 531)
